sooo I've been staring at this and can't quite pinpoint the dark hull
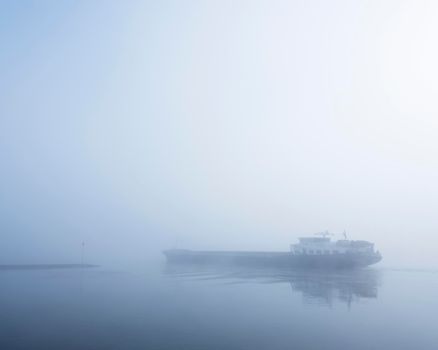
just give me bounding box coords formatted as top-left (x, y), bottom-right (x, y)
top-left (163, 250), bottom-right (382, 269)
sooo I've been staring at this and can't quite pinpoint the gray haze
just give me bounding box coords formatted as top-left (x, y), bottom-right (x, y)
top-left (2, 0), bottom-right (438, 268)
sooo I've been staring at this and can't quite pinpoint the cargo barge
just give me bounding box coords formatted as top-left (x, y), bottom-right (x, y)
top-left (164, 232), bottom-right (382, 269)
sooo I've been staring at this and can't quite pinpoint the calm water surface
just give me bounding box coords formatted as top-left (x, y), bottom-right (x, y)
top-left (1, 263), bottom-right (438, 350)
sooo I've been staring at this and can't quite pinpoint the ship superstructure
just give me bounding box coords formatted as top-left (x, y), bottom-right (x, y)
top-left (291, 232), bottom-right (377, 256)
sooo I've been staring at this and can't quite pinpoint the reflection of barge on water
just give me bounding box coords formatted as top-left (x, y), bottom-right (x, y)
top-left (163, 264), bottom-right (381, 307)
top-left (164, 232), bottom-right (382, 269)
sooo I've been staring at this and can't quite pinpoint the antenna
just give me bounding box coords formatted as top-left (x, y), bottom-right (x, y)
top-left (343, 230), bottom-right (347, 240)
top-left (314, 230), bottom-right (334, 238)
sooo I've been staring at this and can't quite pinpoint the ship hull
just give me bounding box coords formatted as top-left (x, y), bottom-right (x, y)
top-left (163, 250), bottom-right (381, 269)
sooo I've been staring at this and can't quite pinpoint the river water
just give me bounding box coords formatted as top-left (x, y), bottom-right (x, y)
top-left (1, 263), bottom-right (437, 350)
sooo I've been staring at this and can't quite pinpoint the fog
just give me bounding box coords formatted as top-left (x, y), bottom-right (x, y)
top-left (2, 0), bottom-right (438, 269)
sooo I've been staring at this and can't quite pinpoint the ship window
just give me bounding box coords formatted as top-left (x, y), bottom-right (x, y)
top-left (333, 250), bottom-right (338, 254)
top-left (309, 250), bottom-right (314, 254)
top-left (316, 250), bottom-right (321, 254)
top-left (324, 250), bottom-right (330, 254)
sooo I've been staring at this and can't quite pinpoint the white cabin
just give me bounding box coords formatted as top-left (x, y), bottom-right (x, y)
top-left (290, 236), bottom-right (375, 255)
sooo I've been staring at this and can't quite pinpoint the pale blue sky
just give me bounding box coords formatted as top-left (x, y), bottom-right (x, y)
top-left (2, 1), bottom-right (438, 267)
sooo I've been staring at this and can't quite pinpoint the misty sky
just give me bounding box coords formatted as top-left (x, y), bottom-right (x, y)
top-left (1, 0), bottom-right (438, 268)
